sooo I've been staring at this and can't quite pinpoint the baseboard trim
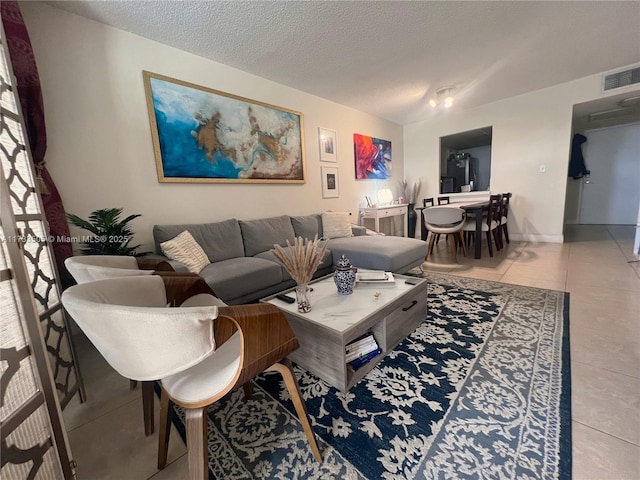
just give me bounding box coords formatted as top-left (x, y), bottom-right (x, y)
top-left (510, 233), bottom-right (564, 243)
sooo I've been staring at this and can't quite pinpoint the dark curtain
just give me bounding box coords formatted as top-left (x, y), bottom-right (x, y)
top-left (2, 1), bottom-right (74, 286)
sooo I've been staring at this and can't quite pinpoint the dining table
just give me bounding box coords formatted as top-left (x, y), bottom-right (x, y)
top-left (416, 200), bottom-right (490, 260)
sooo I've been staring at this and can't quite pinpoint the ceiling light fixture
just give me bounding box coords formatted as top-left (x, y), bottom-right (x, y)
top-left (429, 86), bottom-right (455, 108)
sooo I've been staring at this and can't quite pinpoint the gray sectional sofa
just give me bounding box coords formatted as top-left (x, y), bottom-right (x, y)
top-left (152, 214), bottom-right (426, 304)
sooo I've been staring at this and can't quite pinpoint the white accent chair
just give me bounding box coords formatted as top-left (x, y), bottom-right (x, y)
top-left (424, 206), bottom-right (467, 263)
top-left (61, 276), bottom-right (321, 479)
top-left (64, 254), bottom-right (177, 436)
top-left (64, 254), bottom-right (173, 284)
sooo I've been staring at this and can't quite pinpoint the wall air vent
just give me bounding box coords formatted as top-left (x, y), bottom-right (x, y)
top-left (602, 67), bottom-right (640, 92)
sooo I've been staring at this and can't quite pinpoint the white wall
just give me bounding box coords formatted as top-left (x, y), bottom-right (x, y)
top-left (563, 174), bottom-right (582, 225)
top-left (404, 69), bottom-right (640, 243)
top-left (635, 208), bottom-right (640, 255)
top-left (21, 3), bottom-right (404, 252)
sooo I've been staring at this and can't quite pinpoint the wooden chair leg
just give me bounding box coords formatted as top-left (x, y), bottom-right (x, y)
top-left (142, 381), bottom-right (155, 436)
top-left (493, 228), bottom-right (503, 250)
top-left (458, 232), bottom-right (467, 257)
top-left (503, 225), bottom-right (510, 244)
top-left (486, 231), bottom-right (494, 257)
top-left (130, 379), bottom-right (138, 390)
top-left (243, 382), bottom-right (253, 400)
top-left (448, 233), bottom-right (458, 263)
top-left (158, 388), bottom-right (172, 470)
top-left (426, 233), bottom-right (436, 258)
top-left (185, 407), bottom-right (209, 480)
top-left (268, 360), bottom-right (322, 462)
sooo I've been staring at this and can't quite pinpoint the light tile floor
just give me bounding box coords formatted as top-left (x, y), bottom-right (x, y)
top-left (63, 225), bottom-right (640, 479)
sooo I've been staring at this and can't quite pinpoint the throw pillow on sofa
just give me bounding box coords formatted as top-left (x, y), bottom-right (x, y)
top-left (321, 211), bottom-right (352, 239)
top-left (160, 230), bottom-right (210, 274)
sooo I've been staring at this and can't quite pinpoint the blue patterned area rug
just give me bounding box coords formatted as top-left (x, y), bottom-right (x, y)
top-left (164, 272), bottom-right (571, 479)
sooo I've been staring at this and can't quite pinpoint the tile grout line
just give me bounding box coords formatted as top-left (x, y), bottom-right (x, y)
top-left (571, 359), bottom-right (640, 381)
top-left (146, 451), bottom-right (188, 480)
top-left (572, 419), bottom-right (640, 448)
top-left (64, 396), bottom-right (140, 433)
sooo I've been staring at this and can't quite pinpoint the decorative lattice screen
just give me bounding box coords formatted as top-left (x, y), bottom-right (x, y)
top-left (1, 30), bottom-right (77, 479)
top-left (0, 28), bottom-right (83, 411)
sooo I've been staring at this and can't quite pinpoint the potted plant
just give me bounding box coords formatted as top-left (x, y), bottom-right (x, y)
top-left (66, 208), bottom-right (145, 256)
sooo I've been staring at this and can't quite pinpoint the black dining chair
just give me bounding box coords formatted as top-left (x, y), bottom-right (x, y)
top-left (462, 194), bottom-right (503, 257)
top-left (500, 192), bottom-right (512, 245)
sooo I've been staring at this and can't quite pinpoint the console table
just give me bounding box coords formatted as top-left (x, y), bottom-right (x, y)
top-left (359, 204), bottom-right (408, 237)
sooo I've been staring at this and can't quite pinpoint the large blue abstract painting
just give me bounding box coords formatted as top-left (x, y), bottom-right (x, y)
top-left (143, 71), bottom-right (305, 183)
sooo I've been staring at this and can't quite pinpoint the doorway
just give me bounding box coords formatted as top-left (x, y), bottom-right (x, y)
top-left (439, 127), bottom-right (492, 194)
top-left (566, 92), bottom-right (640, 254)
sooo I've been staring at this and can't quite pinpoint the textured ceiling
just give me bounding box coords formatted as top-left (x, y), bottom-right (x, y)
top-left (45, 1), bottom-right (640, 125)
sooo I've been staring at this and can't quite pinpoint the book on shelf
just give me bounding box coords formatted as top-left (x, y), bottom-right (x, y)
top-left (345, 340), bottom-right (378, 362)
top-left (345, 332), bottom-right (380, 362)
top-left (345, 334), bottom-right (376, 353)
top-left (348, 347), bottom-right (383, 370)
top-left (345, 331), bottom-right (374, 347)
top-left (345, 338), bottom-right (377, 358)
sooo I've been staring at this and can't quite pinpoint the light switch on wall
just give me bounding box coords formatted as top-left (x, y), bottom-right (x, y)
top-left (538, 164), bottom-right (546, 173)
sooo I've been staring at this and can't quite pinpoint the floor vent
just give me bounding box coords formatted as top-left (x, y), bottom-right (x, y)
top-left (603, 67), bottom-right (640, 92)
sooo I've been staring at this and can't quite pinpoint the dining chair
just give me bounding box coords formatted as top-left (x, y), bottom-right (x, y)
top-left (417, 197), bottom-right (435, 241)
top-left (64, 255), bottom-right (191, 436)
top-left (463, 194), bottom-right (503, 257)
top-left (423, 206), bottom-right (467, 263)
top-left (500, 192), bottom-right (512, 244)
top-left (433, 197), bottom-right (451, 244)
top-left (61, 276), bottom-right (321, 479)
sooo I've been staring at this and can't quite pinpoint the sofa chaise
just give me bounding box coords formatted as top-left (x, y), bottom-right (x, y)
top-left (152, 213), bottom-right (426, 305)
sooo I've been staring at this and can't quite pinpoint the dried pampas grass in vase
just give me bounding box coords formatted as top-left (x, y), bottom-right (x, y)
top-left (271, 235), bottom-right (328, 313)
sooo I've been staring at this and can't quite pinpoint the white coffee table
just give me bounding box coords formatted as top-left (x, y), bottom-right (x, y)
top-left (262, 273), bottom-right (427, 391)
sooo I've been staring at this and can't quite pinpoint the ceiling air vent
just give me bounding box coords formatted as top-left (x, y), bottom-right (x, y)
top-left (602, 67), bottom-right (640, 92)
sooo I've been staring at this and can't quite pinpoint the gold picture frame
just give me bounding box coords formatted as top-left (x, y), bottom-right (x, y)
top-left (143, 71), bottom-right (306, 183)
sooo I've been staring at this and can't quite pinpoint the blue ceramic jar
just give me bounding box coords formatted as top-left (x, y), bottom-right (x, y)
top-left (334, 254), bottom-right (356, 295)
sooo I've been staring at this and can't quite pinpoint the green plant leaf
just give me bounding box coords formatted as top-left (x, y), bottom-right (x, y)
top-left (66, 207), bottom-right (145, 256)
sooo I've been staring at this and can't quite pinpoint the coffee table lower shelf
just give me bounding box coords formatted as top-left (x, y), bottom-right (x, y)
top-left (263, 274), bottom-right (428, 392)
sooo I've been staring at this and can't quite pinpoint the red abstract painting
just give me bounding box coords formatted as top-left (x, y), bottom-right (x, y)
top-left (354, 133), bottom-right (391, 179)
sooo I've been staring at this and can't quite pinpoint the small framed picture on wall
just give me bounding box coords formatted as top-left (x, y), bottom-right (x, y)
top-left (321, 166), bottom-right (339, 198)
top-left (318, 127), bottom-right (337, 162)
